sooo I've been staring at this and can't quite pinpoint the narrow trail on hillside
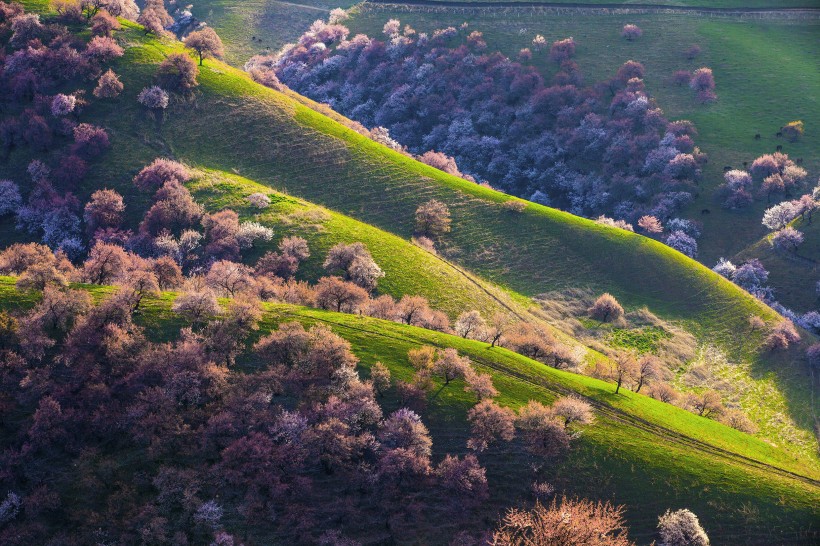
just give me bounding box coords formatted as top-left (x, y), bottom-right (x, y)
top-left (281, 307), bottom-right (820, 489)
top-left (365, 0), bottom-right (820, 17)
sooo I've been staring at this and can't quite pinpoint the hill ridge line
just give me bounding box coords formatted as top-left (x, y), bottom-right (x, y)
top-left (364, 0), bottom-right (820, 18)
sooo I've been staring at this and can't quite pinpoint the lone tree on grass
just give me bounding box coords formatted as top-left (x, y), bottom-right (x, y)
top-left (93, 69), bottom-right (124, 99)
top-left (157, 53), bottom-right (199, 91)
top-left (657, 508), bottom-right (710, 546)
top-left (415, 199), bottom-right (451, 239)
top-left (184, 27), bottom-right (225, 66)
top-left (781, 120), bottom-right (804, 142)
top-left (493, 497), bottom-right (634, 546)
top-left (588, 293), bottom-right (624, 322)
top-left (621, 24), bottom-right (642, 41)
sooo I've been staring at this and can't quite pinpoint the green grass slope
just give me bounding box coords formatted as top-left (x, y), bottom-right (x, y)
top-left (186, 168), bottom-right (543, 325)
top-left (1, 276), bottom-right (818, 544)
top-left (1, 9), bottom-right (817, 458)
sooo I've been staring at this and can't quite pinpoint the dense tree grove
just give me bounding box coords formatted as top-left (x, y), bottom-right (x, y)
top-left (248, 19), bottom-right (707, 223)
top-left (0, 240), bottom-right (611, 543)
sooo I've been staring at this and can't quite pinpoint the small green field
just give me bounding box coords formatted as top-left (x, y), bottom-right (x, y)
top-left (0, 276), bottom-right (818, 543)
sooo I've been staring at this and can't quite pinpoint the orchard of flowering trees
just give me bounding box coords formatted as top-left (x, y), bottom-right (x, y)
top-left (248, 19), bottom-right (707, 224)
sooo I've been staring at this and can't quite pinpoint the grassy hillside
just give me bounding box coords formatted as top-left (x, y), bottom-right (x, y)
top-left (186, 169), bottom-right (546, 325)
top-left (1, 276), bottom-right (818, 544)
top-left (186, 0), bottom-right (820, 308)
top-left (2, 6), bottom-right (817, 458)
top-left (344, 6), bottom-right (820, 262)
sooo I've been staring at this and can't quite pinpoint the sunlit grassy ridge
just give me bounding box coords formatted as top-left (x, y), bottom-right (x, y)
top-left (0, 276), bottom-right (818, 543)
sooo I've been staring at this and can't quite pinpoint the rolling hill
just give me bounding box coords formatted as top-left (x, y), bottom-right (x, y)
top-left (187, 0), bottom-right (819, 308)
top-left (2, 1), bottom-right (817, 460)
top-left (0, 276), bottom-right (818, 544)
top-left (1, 2), bottom-right (818, 542)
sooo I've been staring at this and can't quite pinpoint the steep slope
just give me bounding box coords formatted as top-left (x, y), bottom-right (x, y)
top-left (0, 276), bottom-right (818, 544)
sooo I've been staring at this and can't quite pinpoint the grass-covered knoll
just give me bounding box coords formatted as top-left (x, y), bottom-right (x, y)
top-left (0, 276), bottom-right (817, 544)
top-left (0, 10), bottom-right (816, 457)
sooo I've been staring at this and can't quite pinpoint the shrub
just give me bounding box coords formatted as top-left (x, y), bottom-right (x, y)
top-left (515, 401), bottom-right (569, 458)
top-left (672, 70), bottom-right (690, 86)
top-left (684, 44), bottom-right (701, 59)
top-left (771, 227), bottom-right (804, 251)
top-left (638, 215), bottom-right (663, 234)
top-left (588, 293), bottom-right (624, 322)
top-left (72, 123), bottom-right (110, 158)
top-left (435, 454), bottom-right (488, 500)
top-left (156, 53), bottom-right (199, 91)
top-left (781, 120), bottom-right (804, 142)
top-left (467, 400), bottom-right (515, 451)
top-left (85, 35), bottom-right (124, 62)
top-left (247, 192), bottom-right (271, 209)
top-left (415, 199), bottom-right (451, 238)
top-left (91, 10), bottom-right (120, 36)
top-left (134, 158), bottom-right (191, 191)
top-left (172, 286), bottom-right (221, 323)
top-left (666, 230), bottom-right (698, 258)
top-left (493, 497), bottom-right (633, 546)
top-left (621, 24), bottom-right (642, 41)
top-left (83, 188), bottom-right (124, 232)
top-left (184, 27), bottom-right (225, 66)
top-left (549, 37), bottom-right (576, 63)
top-left (137, 0), bottom-right (173, 35)
top-left (657, 509), bottom-right (709, 546)
top-left (137, 86), bottom-right (169, 110)
top-left (0, 180), bottom-right (22, 216)
top-left (93, 69), bottom-right (123, 98)
top-left (51, 94), bottom-right (76, 117)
